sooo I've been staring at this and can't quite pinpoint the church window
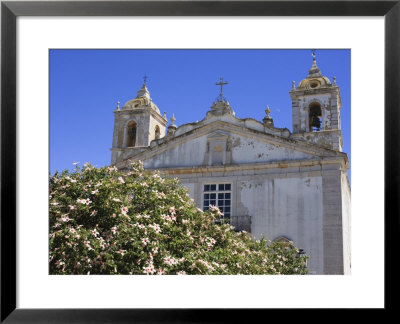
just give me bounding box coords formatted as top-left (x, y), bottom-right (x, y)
top-left (126, 121), bottom-right (137, 147)
top-left (274, 236), bottom-right (291, 246)
top-left (203, 183), bottom-right (231, 219)
top-left (309, 103), bottom-right (322, 132)
top-left (155, 125), bottom-right (160, 139)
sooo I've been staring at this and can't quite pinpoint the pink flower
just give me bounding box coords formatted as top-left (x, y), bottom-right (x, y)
top-left (149, 223), bottom-right (161, 233)
top-left (121, 206), bottom-right (128, 216)
top-left (112, 198), bottom-right (121, 202)
top-left (163, 256), bottom-right (178, 266)
top-left (91, 189), bottom-right (99, 195)
top-left (84, 240), bottom-right (93, 251)
top-left (118, 177), bottom-right (125, 184)
top-left (142, 238), bottom-right (149, 246)
top-left (116, 249), bottom-right (126, 256)
top-left (69, 205), bottom-right (76, 210)
top-left (91, 229), bottom-right (99, 237)
top-left (111, 226), bottom-right (118, 235)
top-left (61, 215), bottom-right (70, 222)
top-left (143, 263), bottom-right (156, 275)
top-left (77, 198), bottom-right (91, 205)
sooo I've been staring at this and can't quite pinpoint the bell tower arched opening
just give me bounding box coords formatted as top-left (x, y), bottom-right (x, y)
top-left (309, 102), bottom-right (322, 132)
top-left (155, 125), bottom-right (160, 140)
top-left (126, 121), bottom-right (137, 147)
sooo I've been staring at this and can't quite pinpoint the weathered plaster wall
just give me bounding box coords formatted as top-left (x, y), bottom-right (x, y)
top-left (291, 130), bottom-right (343, 151)
top-left (170, 167), bottom-right (326, 275)
top-left (230, 135), bottom-right (314, 164)
top-left (239, 176), bottom-right (324, 275)
top-left (141, 132), bottom-right (316, 169)
top-left (144, 136), bottom-right (207, 169)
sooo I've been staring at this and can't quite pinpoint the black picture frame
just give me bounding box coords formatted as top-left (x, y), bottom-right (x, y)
top-left (1, 0), bottom-right (398, 322)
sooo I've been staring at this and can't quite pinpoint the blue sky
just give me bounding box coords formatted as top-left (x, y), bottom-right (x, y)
top-left (50, 49), bottom-right (351, 179)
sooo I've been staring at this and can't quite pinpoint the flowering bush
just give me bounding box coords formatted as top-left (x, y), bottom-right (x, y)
top-left (49, 161), bottom-right (308, 275)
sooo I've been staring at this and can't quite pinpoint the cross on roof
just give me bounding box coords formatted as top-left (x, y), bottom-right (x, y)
top-left (216, 77), bottom-right (228, 98)
top-left (143, 75), bottom-right (148, 84)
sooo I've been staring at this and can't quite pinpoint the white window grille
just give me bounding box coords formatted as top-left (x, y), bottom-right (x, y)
top-left (202, 183), bottom-right (231, 219)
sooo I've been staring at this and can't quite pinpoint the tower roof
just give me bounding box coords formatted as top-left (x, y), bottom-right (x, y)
top-left (122, 83), bottom-right (160, 114)
top-left (296, 53), bottom-right (332, 90)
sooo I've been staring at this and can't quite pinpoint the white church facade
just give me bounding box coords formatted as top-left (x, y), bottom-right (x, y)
top-left (110, 56), bottom-right (351, 275)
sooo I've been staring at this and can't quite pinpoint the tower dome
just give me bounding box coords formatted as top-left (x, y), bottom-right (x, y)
top-left (122, 83), bottom-right (160, 114)
top-left (297, 54), bottom-right (332, 90)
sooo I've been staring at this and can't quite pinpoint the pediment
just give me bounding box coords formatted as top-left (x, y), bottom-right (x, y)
top-left (207, 131), bottom-right (229, 140)
top-left (116, 120), bottom-right (345, 170)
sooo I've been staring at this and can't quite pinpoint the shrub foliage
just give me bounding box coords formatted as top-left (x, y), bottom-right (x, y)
top-left (49, 162), bottom-right (308, 275)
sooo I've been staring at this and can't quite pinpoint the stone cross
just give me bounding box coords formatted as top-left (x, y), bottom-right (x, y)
top-left (143, 75), bottom-right (148, 84)
top-left (216, 77), bottom-right (228, 97)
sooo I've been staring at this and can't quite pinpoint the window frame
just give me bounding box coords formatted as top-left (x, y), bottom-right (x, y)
top-left (202, 182), bottom-right (232, 219)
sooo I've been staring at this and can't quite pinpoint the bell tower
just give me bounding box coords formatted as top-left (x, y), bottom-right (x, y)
top-left (290, 52), bottom-right (343, 151)
top-left (111, 80), bottom-right (167, 164)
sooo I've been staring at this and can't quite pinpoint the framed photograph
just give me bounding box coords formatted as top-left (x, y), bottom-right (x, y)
top-left (1, 0), bottom-right (398, 321)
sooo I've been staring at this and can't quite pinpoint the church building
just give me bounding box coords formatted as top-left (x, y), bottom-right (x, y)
top-left (110, 55), bottom-right (351, 275)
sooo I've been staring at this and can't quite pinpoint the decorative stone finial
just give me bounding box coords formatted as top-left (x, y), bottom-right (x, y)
top-left (265, 105), bottom-right (271, 117)
top-left (292, 81), bottom-right (296, 89)
top-left (263, 105), bottom-right (274, 127)
top-left (143, 75), bottom-right (148, 85)
top-left (333, 76), bottom-right (336, 85)
top-left (308, 49), bottom-right (322, 78)
top-left (116, 101), bottom-right (120, 110)
top-left (170, 114), bottom-right (176, 126)
top-left (163, 112), bottom-right (167, 119)
top-left (167, 113), bottom-right (177, 136)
